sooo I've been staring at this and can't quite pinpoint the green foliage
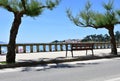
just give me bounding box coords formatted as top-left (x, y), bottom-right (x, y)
top-left (102, 0), bottom-right (114, 11)
top-left (46, 0), bottom-right (60, 10)
top-left (0, 0), bottom-right (60, 17)
top-left (25, 0), bottom-right (60, 17)
top-left (81, 31), bottom-right (120, 42)
top-left (85, 1), bottom-right (91, 11)
top-left (92, 13), bottom-right (106, 26)
top-left (67, 0), bottom-right (119, 55)
top-left (116, 10), bottom-right (120, 17)
top-left (0, 0), bottom-right (23, 12)
top-left (0, 0), bottom-right (7, 6)
top-left (25, 0), bottom-right (43, 17)
top-left (0, 0), bottom-right (60, 63)
top-left (67, 0), bottom-right (120, 28)
top-left (66, 9), bottom-right (84, 26)
top-left (9, 0), bottom-right (23, 12)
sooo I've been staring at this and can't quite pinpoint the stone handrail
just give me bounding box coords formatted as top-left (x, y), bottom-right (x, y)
top-left (0, 42), bottom-right (120, 54)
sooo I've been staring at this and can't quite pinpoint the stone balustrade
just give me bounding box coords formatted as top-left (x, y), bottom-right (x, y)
top-left (0, 42), bottom-right (120, 54)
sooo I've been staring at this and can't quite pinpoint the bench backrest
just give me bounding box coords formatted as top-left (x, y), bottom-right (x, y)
top-left (71, 43), bottom-right (94, 50)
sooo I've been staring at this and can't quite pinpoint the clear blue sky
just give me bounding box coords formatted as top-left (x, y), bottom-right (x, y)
top-left (0, 0), bottom-right (120, 43)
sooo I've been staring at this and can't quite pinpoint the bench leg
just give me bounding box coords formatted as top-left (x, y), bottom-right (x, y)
top-left (86, 50), bottom-right (87, 56)
top-left (92, 50), bottom-right (94, 56)
top-left (86, 50), bottom-right (94, 56)
top-left (71, 50), bottom-right (73, 57)
top-left (66, 50), bottom-right (67, 57)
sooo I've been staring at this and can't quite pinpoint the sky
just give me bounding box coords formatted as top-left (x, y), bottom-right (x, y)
top-left (0, 0), bottom-right (120, 43)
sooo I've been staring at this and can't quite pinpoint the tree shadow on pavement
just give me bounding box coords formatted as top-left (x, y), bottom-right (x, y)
top-left (20, 58), bottom-right (100, 72)
top-left (19, 53), bottom-right (120, 72)
top-left (21, 63), bottom-right (100, 72)
top-left (1, 53), bottom-right (120, 72)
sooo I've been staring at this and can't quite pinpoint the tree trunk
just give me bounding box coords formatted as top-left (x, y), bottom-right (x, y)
top-left (6, 13), bottom-right (22, 63)
top-left (108, 27), bottom-right (117, 55)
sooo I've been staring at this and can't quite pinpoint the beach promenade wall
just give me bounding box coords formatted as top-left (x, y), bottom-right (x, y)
top-left (0, 42), bottom-right (120, 54)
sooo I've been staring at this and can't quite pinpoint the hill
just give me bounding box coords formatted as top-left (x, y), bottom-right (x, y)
top-left (0, 41), bottom-right (5, 44)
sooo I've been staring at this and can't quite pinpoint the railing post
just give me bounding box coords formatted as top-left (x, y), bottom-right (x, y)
top-left (107, 43), bottom-right (109, 48)
top-left (60, 44), bottom-right (63, 51)
top-left (43, 44), bottom-right (46, 52)
top-left (23, 45), bottom-right (26, 53)
top-left (37, 45), bottom-right (39, 52)
top-left (49, 44), bottom-right (52, 52)
top-left (100, 43), bottom-right (102, 49)
top-left (65, 44), bottom-right (68, 51)
top-left (55, 44), bottom-right (57, 51)
top-left (96, 43), bottom-right (98, 49)
top-left (30, 45), bottom-right (33, 53)
top-left (94, 43), bottom-right (96, 49)
top-left (65, 44), bottom-right (68, 57)
top-left (0, 45), bottom-right (1, 54)
top-left (108, 43), bottom-right (111, 48)
top-left (104, 43), bottom-right (106, 49)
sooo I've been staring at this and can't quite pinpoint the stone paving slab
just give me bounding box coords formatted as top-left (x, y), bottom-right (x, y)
top-left (0, 48), bottom-right (120, 62)
top-left (0, 48), bottom-right (120, 69)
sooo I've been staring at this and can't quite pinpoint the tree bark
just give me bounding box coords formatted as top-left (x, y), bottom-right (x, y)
top-left (108, 27), bottom-right (117, 55)
top-left (6, 13), bottom-right (22, 63)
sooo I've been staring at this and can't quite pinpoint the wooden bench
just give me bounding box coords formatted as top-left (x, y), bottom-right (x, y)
top-left (66, 43), bottom-right (94, 57)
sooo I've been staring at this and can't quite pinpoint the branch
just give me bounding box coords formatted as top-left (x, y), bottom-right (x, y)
top-left (5, 5), bottom-right (14, 12)
top-left (37, 0), bottom-right (60, 10)
top-left (4, 5), bottom-right (15, 12)
top-left (38, 5), bottom-right (50, 9)
top-left (73, 19), bottom-right (106, 29)
top-left (115, 21), bottom-right (120, 24)
top-left (31, 5), bottom-right (56, 12)
top-left (0, 2), bottom-right (15, 12)
top-left (21, 0), bottom-right (26, 11)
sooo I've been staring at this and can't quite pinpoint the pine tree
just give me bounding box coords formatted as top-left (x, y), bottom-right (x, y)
top-left (0, 0), bottom-right (60, 63)
top-left (67, 0), bottom-right (120, 55)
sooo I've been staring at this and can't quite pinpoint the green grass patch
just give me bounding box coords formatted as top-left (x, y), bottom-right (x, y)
top-left (0, 61), bottom-right (7, 65)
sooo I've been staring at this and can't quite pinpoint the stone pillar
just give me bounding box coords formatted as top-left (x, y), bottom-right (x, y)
top-left (37, 45), bottom-right (39, 52)
top-left (30, 45), bottom-right (33, 53)
top-left (49, 44), bottom-right (52, 52)
top-left (60, 44), bottom-right (63, 51)
top-left (0, 45), bottom-right (1, 54)
top-left (55, 44), bottom-right (57, 51)
top-left (23, 45), bottom-right (26, 53)
top-left (43, 44), bottom-right (46, 52)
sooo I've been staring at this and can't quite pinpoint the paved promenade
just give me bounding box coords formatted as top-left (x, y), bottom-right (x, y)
top-left (0, 48), bottom-right (120, 62)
